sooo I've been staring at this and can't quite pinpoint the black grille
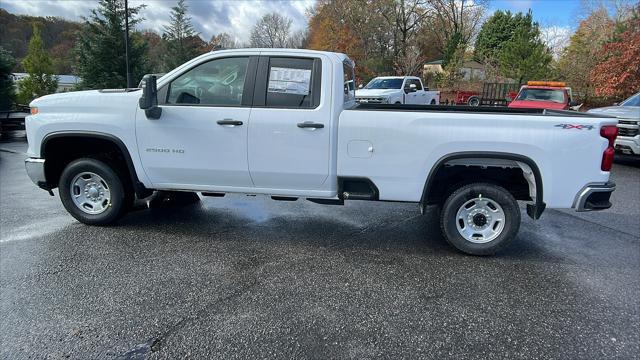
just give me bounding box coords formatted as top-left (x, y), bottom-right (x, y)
top-left (618, 128), bottom-right (639, 137)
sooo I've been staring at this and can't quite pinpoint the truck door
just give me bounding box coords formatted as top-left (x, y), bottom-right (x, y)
top-left (247, 55), bottom-right (331, 191)
top-left (409, 79), bottom-right (427, 104)
top-left (135, 56), bottom-right (257, 188)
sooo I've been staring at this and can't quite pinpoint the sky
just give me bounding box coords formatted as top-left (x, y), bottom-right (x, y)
top-left (0, 0), bottom-right (582, 45)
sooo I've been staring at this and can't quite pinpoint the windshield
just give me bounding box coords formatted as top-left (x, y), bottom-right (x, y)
top-left (516, 88), bottom-right (566, 103)
top-left (365, 78), bottom-right (403, 90)
top-left (620, 93), bottom-right (640, 106)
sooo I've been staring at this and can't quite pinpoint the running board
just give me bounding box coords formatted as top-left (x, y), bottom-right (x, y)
top-left (307, 198), bottom-right (344, 205)
top-left (271, 196), bottom-right (298, 201)
top-left (201, 192), bottom-right (225, 197)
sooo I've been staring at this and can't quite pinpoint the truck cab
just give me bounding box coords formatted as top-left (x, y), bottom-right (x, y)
top-left (355, 76), bottom-right (439, 105)
top-left (508, 81), bottom-right (576, 110)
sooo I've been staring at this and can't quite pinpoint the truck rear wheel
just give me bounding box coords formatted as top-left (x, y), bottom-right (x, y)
top-left (59, 158), bottom-right (129, 225)
top-left (440, 183), bottom-right (520, 255)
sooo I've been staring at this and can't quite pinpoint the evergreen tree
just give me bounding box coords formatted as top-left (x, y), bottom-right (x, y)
top-left (17, 24), bottom-right (58, 104)
top-left (499, 29), bottom-right (552, 84)
top-left (75, 0), bottom-right (149, 89)
top-left (474, 10), bottom-right (551, 83)
top-left (162, 0), bottom-right (199, 70)
top-left (0, 47), bottom-right (16, 110)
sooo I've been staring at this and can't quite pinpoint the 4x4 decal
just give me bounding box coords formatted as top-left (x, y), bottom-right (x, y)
top-left (555, 124), bottom-right (595, 130)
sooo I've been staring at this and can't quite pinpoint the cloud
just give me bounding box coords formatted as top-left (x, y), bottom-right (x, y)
top-left (0, 0), bottom-right (315, 43)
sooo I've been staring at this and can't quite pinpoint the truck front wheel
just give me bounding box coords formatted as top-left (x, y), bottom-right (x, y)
top-left (59, 158), bottom-right (129, 225)
top-left (440, 183), bottom-right (520, 255)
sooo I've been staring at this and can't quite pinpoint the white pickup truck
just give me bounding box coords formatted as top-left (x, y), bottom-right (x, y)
top-left (25, 49), bottom-right (618, 255)
top-left (356, 76), bottom-right (440, 105)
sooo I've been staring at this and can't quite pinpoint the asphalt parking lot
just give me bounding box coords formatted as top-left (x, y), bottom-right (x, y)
top-left (1, 133), bottom-right (639, 359)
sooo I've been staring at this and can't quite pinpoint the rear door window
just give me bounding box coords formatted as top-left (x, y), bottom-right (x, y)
top-left (254, 57), bottom-right (321, 109)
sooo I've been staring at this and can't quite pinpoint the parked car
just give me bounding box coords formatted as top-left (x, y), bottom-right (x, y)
top-left (24, 49), bottom-right (617, 255)
top-left (508, 81), bottom-right (578, 111)
top-left (356, 76), bottom-right (439, 105)
top-left (588, 92), bottom-right (640, 155)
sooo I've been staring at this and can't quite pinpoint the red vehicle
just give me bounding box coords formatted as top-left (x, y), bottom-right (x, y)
top-left (454, 90), bottom-right (480, 106)
top-left (508, 81), bottom-right (578, 110)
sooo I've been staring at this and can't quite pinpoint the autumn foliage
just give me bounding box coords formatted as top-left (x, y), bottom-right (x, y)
top-left (590, 13), bottom-right (640, 98)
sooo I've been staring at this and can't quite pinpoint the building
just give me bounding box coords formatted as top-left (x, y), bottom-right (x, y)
top-left (423, 59), bottom-right (487, 81)
top-left (11, 73), bottom-right (81, 93)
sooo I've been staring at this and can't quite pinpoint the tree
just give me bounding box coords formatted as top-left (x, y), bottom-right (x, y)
top-left (210, 33), bottom-right (237, 50)
top-left (475, 10), bottom-right (552, 84)
top-left (162, 0), bottom-right (200, 69)
top-left (498, 28), bottom-right (552, 84)
top-left (0, 47), bottom-right (16, 110)
top-left (381, 0), bottom-right (431, 75)
top-left (475, 10), bottom-right (536, 62)
top-left (590, 9), bottom-right (640, 98)
top-left (16, 24), bottom-right (57, 104)
top-left (142, 31), bottom-right (166, 72)
top-left (556, 9), bottom-right (615, 102)
top-left (249, 13), bottom-right (292, 48)
top-left (75, 0), bottom-right (149, 89)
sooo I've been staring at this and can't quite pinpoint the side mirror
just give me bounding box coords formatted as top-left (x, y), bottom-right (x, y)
top-left (139, 74), bottom-right (162, 119)
top-left (405, 83), bottom-right (417, 93)
top-left (568, 100), bottom-right (579, 107)
top-left (358, 84), bottom-right (364, 89)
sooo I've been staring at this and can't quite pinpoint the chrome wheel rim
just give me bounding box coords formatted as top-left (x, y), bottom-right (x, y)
top-left (455, 196), bottom-right (505, 243)
top-left (70, 172), bottom-right (111, 214)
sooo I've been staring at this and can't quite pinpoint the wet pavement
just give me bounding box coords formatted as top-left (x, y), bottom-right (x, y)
top-left (1, 132), bottom-right (639, 359)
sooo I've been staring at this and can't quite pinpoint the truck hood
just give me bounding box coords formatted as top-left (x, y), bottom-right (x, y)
top-left (29, 89), bottom-right (142, 113)
top-left (587, 106), bottom-right (640, 120)
top-left (508, 100), bottom-right (567, 110)
top-left (355, 89), bottom-right (400, 97)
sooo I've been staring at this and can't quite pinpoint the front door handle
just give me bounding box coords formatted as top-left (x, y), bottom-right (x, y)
top-left (217, 119), bottom-right (243, 126)
top-left (297, 121), bottom-right (324, 129)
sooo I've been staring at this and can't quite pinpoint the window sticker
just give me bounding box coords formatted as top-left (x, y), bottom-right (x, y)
top-left (268, 67), bottom-right (312, 95)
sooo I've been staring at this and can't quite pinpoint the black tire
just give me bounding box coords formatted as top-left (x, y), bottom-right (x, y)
top-left (59, 158), bottom-right (130, 225)
top-left (395, 101), bottom-right (402, 104)
top-left (467, 96), bottom-right (480, 106)
top-left (430, 99), bottom-right (436, 105)
top-left (440, 183), bottom-right (520, 255)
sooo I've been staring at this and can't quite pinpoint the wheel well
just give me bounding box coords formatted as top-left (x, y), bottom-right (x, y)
top-left (41, 135), bottom-right (140, 195)
top-left (424, 157), bottom-right (538, 206)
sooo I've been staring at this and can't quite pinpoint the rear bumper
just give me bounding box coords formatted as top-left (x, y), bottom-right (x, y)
top-left (25, 158), bottom-right (50, 190)
top-left (573, 182), bottom-right (615, 212)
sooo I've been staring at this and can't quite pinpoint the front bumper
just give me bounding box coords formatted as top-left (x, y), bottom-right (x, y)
top-left (25, 158), bottom-right (50, 189)
top-left (614, 136), bottom-right (640, 155)
top-left (573, 182), bottom-right (615, 212)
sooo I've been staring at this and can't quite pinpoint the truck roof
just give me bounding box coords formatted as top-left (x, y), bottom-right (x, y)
top-left (373, 76), bottom-right (420, 80)
top-left (209, 48), bottom-right (352, 63)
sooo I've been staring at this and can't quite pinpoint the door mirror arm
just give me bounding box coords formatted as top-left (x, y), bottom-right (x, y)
top-left (139, 74), bottom-right (162, 119)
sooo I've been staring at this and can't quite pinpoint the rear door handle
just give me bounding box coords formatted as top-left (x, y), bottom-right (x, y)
top-left (297, 121), bottom-right (324, 129)
top-left (217, 119), bottom-right (243, 126)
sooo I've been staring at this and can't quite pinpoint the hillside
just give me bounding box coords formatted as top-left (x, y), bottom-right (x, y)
top-left (0, 9), bottom-right (82, 74)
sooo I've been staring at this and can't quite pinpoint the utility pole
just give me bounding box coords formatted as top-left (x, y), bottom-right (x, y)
top-left (124, 0), bottom-right (132, 88)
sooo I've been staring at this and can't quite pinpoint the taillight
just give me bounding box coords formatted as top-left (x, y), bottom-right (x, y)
top-left (600, 125), bottom-right (618, 171)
